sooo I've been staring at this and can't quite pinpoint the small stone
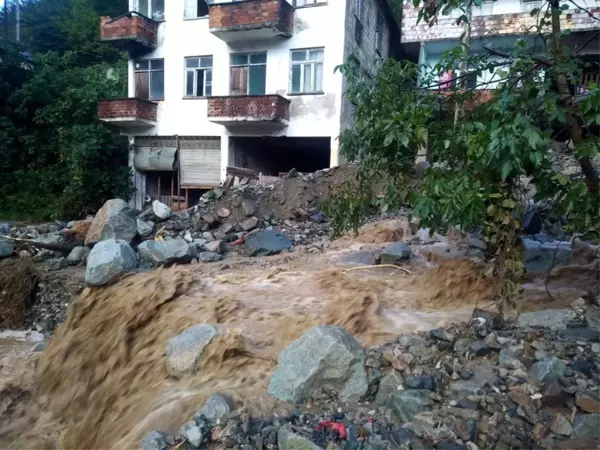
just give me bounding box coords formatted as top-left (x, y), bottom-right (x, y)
top-left (197, 252), bottom-right (223, 263)
top-left (195, 394), bottom-right (232, 424)
top-left (217, 208), bottom-right (231, 218)
top-left (454, 338), bottom-right (472, 354)
top-left (48, 257), bottom-right (68, 271)
top-left (204, 240), bottom-right (224, 254)
top-left (241, 200), bottom-right (255, 216)
top-left (498, 348), bottom-right (525, 370)
top-left (542, 378), bottom-right (567, 407)
top-left (384, 389), bottom-right (431, 423)
top-left (593, 343), bottom-right (600, 353)
top-left (470, 341), bottom-right (491, 357)
top-left (240, 217), bottom-right (258, 231)
top-left (460, 369), bottom-right (474, 380)
top-left (398, 335), bottom-right (425, 347)
top-left (140, 430), bottom-right (169, 450)
top-left (152, 200), bottom-right (171, 220)
top-left (572, 414), bottom-right (600, 439)
top-left (309, 212), bottom-right (327, 224)
top-left (184, 423), bottom-right (204, 447)
top-left (409, 344), bottom-right (432, 358)
top-left (532, 423), bottom-right (549, 441)
top-left (454, 418), bottom-right (478, 442)
top-left (403, 375), bottom-right (437, 391)
top-left (457, 398), bottom-right (478, 410)
top-left (549, 413), bottom-right (573, 436)
top-left (508, 390), bottom-right (532, 407)
top-left (576, 390), bottom-right (600, 414)
top-left (165, 324), bottom-right (219, 378)
top-left (375, 371), bottom-right (404, 404)
top-left (430, 328), bottom-right (455, 342)
top-left (532, 356), bottom-right (567, 382)
top-left (277, 426), bottom-right (322, 450)
top-left (379, 242), bottom-right (411, 264)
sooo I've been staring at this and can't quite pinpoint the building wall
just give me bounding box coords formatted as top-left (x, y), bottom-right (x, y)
top-left (401, 0), bottom-right (600, 43)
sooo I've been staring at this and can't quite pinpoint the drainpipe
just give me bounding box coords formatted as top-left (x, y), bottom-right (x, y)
top-left (176, 135), bottom-right (181, 210)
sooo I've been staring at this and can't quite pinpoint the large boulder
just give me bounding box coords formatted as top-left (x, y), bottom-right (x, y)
top-left (379, 242), bottom-right (411, 264)
top-left (383, 389), bottom-right (431, 424)
top-left (194, 394), bottom-right (232, 424)
top-left (152, 200), bottom-right (171, 220)
top-left (165, 324), bottom-right (219, 378)
top-left (278, 427), bottom-right (323, 450)
top-left (245, 230), bottom-right (292, 257)
top-left (85, 239), bottom-right (138, 286)
top-left (85, 199), bottom-right (136, 246)
top-left (517, 309), bottom-right (577, 331)
top-left (66, 246), bottom-right (90, 264)
top-left (138, 239), bottom-right (192, 266)
top-left (268, 326), bottom-right (368, 403)
top-left (521, 238), bottom-right (572, 273)
top-left (0, 238), bottom-right (14, 258)
top-left (572, 414), bottom-right (600, 439)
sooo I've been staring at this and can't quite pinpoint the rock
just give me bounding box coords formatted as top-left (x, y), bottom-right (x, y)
top-left (137, 219), bottom-right (154, 237)
top-left (66, 246), bottom-right (90, 264)
top-left (449, 364), bottom-right (498, 395)
top-left (409, 343), bottom-right (432, 358)
top-left (197, 252), bottom-right (223, 263)
top-left (430, 328), bottom-right (454, 342)
top-left (152, 200), bottom-right (171, 220)
top-left (532, 356), bottom-right (567, 382)
top-left (195, 394), bottom-right (232, 424)
top-left (379, 242), bottom-right (411, 265)
top-left (245, 230), bottom-right (292, 257)
top-left (550, 414), bottom-right (573, 436)
top-left (19, 250), bottom-right (31, 258)
top-left (499, 348), bottom-right (525, 370)
top-left (570, 358), bottom-right (597, 377)
top-left (268, 326), bottom-right (368, 403)
top-left (384, 389), bottom-right (430, 423)
top-left (202, 214), bottom-right (218, 227)
top-left (454, 418), bottom-right (477, 442)
top-left (0, 223), bottom-right (10, 234)
top-left (375, 371), bottom-right (404, 404)
top-left (48, 257), bottom-right (68, 271)
top-left (241, 200), bottom-right (255, 216)
top-left (559, 328), bottom-right (600, 342)
top-left (138, 239), bottom-right (192, 266)
top-left (309, 212), bottom-right (326, 224)
top-left (418, 228), bottom-right (432, 243)
top-left (572, 414), bottom-right (600, 439)
top-left (522, 238), bottom-right (571, 273)
top-left (85, 199), bottom-right (137, 246)
top-left (404, 375), bottom-right (437, 391)
top-left (470, 340), bottom-right (491, 357)
top-left (517, 309), bottom-right (577, 330)
top-left (576, 390), bottom-right (600, 414)
top-left (204, 240), bottom-right (224, 254)
top-left (240, 217), bottom-right (258, 231)
top-left (468, 237), bottom-right (487, 251)
top-left (277, 426), bottom-right (322, 450)
top-left (0, 238), bottom-right (14, 258)
top-left (585, 306), bottom-right (600, 332)
top-left (165, 324), bottom-right (218, 378)
top-left (542, 378), bottom-right (566, 407)
top-left (454, 338), bottom-right (472, 354)
top-left (85, 239), bottom-right (138, 286)
top-left (140, 430), bottom-right (169, 450)
top-left (217, 208), bottom-right (231, 218)
top-left (399, 335), bottom-right (425, 347)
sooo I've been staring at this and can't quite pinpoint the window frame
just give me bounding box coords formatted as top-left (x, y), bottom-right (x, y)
top-left (184, 56), bottom-right (213, 98)
top-left (521, 0), bottom-right (542, 12)
top-left (184, 0), bottom-right (210, 20)
top-left (134, 0), bottom-right (165, 21)
top-left (134, 58), bottom-right (165, 101)
top-left (292, 0), bottom-right (327, 7)
top-left (289, 48), bottom-right (325, 95)
top-left (229, 52), bottom-right (267, 96)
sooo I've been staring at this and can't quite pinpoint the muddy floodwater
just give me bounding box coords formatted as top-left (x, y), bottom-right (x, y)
top-left (0, 237), bottom-right (594, 450)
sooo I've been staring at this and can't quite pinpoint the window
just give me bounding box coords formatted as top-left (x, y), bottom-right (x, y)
top-left (473, 0), bottom-right (494, 16)
top-left (135, 0), bottom-right (164, 21)
top-left (521, 0), bottom-right (542, 12)
top-left (184, 0), bottom-right (209, 18)
top-left (293, 0), bottom-right (326, 6)
top-left (375, 13), bottom-right (384, 55)
top-left (290, 48), bottom-right (324, 94)
top-left (185, 56), bottom-right (213, 97)
top-left (134, 59), bottom-right (164, 100)
top-left (230, 53), bottom-right (267, 96)
top-left (354, 16), bottom-right (363, 45)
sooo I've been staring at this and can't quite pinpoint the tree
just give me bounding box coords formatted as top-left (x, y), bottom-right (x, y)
top-left (327, 0), bottom-right (599, 306)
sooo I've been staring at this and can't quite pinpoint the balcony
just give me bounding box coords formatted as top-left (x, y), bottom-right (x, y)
top-left (98, 98), bottom-right (157, 129)
top-left (209, 0), bottom-right (294, 43)
top-left (100, 13), bottom-right (157, 55)
top-left (208, 95), bottom-right (290, 128)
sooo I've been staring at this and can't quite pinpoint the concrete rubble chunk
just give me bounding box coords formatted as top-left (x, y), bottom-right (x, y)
top-left (137, 219), bottom-right (154, 237)
top-left (85, 239), bottom-right (138, 286)
top-left (517, 309), bottom-right (577, 330)
top-left (0, 239), bottom-right (14, 258)
top-left (241, 199), bottom-right (255, 216)
top-left (204, 240), bottom-right (224, 254)
top-left (165, 324), bottom-right (219, 378)
top-left (379, 242), bottom-right (411, 264)
top-left (240, 216), bottom-right (259, 231)
top-left (245, 230), bottom-right (292, 257)
top-left (140, 430), bottom-right (169, 450)
top-left (384, 389), bottom-right (431, 424)
top-left (85, 199), bottom-right (137, 246)
top-left (66, 246), bottom-right (90, 264)
top-left (138, 239), bottom-right (192, 266)
top-left (152, 200), bottom-right (171, 220)
top-left (217, 208), bottom-right (231, 218)
top-left (197, 252), bottom-right (223, 263)
top-left (278, 426), bottom-right (323, 450)
top-left (194, 394), bottom-right (233, 424)
top-left (268, 326), bottom-right (368, 403)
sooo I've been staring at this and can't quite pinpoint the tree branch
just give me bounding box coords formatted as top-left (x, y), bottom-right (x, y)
top-left (566, 0), bottom-right (600, 21)
top-left (482, 45), bottom-right (554, 66)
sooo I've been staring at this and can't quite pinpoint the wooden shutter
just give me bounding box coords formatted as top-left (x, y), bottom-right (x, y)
top-left (135, 72), bottom-right (150, 99)
top-left (230, 66), bottom-right (248, 95)
top-left (184, 0), bottom-right (197, 18)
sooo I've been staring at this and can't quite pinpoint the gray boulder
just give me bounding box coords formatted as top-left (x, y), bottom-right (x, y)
top-left (165, 324), bottom-right (218, 378)
top-left (240, 216), bottom-right (258, 231)
top-left (85, 199), bottom-right (137, 246)
top-left (204, 240), bottom-right (224, 254)
top-left (85, 239), bottom-right (138, 286)
top-left (197, 252), bottom-right (223, 263)
top-left (532, 356), bottom-right (567, 382)
top-left (0, 223), bottom-right (10, 234)
top-left (140, 430), bottom-right (169, 450)
top-left (278, 426), bottom-right (323, 450)
top-left (152, 200), bottom-right (171, 220)
top-left (194, 394), bottom-right (232, 424)
top-left (268, 326), bottom-right (368, 403)
top-left (245, 230), bottom-right (292, 257)
top-left (585, 306), bottom-right (600, 332)
top-left (517, 309), bottom-right (577, 330)
top-left (48, 257), bottom-right (68, 271)
top-left (0, 238), bottom-right (14, 258)
top-left (572, 414), bottom-right (600, 439)
top-left (379, 242), bottom-right (411, 264)
top-left (66, 246), bottom-right (90, 264)
top-left (522, 238), bottom-right (572, 273)
top-left (375, 371), bottom-right (404, 404)
top-left (384, 389), bottom-right (431, 424)
top-left (138, 239), bottom-right (192, 266)
top-left (137, 219), bottom-right (154, 237)
top-left (241, 199), bottom-right (255, 216)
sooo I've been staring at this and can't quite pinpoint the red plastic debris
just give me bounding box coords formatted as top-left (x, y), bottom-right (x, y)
top-left (316, 420), bottom-right (348, 440)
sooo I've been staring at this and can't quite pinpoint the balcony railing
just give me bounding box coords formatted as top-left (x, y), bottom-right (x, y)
top-left (100, 13), bottom-right (157, 55)
top-left (97, 98), bottom-right (157, 128)
top-left (208, 95), bottom-right (290, 127)
top-left (209, 0), bottom-right (294, 43)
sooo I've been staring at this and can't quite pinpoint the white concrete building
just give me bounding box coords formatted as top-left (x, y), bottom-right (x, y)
top-left (98, 0), bottom-right (399, 209)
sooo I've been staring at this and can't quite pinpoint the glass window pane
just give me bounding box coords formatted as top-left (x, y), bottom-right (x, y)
top-left (151, 0), bottom-right (164, 20)
top-left (291, 64), bottom-right (301, 93)
top-left (134, 60), bottom-right (149, 70)
top-left (186, 71), bottom-right (194, 96)
top-left (231, 54), bottom-right (248, 66)
top-left (151, 59), bottom-right (164, 70)
top-left (250, 53), bottom-right (267, 64)
top-left (308, 49), bottom-right (323, 61)
top-left (196, 69), bottom-right (205, 96)
top-left (198, 0), bottom-right (209, 16)
top-left (186, 57), bottom-right (199, 68)
top-left (205, 83), bottom-right (212, 96)
top-left (291, 50), bottom-right (307, 62)
top-left (315, 63), bottom-right (323, 91)
top-left (205, 69), bottom-right (212, 83)
top-left (150, 71), bottom-right (164, 99)
top-left (137, 0), bottom-right (149, 15)
top-left (200, 56), bottom-right (213, 68)
top-left (303, 64), bottom-right (312, 92)
top-left (249, 65), bottom-right (266, 95)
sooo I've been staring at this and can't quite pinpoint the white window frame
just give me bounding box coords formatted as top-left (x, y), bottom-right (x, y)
top-left (230, 52), bottom-right (267, 96)
top-left (184, 0), bottom-right (209, 19)
top-left (521, 0), bottom-right (542, 12)
top-left (134, 0), bottom-right (165, 21)
top-left (134, 59), bottom-right (164, 100)
top-left (185, 56), bottom-right (213, 97)
top-left (289, 48), bottom-right (324, 95)
top-left (473, 0), bottom-right (494, 16)
top-left (293, 0), bottom-right (327, 6)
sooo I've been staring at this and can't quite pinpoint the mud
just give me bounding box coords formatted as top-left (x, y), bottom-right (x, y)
top-left (0, 260), bottom-right (39, 328)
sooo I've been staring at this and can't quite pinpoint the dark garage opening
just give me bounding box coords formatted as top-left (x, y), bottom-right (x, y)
top-left (229, 136), bottom-right (330, 176)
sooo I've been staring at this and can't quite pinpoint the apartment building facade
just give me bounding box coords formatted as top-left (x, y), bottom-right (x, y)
top-left (98, 0), bottom-right (399, 209)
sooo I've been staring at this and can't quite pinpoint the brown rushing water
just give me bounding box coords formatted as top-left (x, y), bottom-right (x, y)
top-left (0, 237), bottom-right (594, 450)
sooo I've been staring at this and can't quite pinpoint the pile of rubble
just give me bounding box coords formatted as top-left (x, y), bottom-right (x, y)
top-left (143, 302), bottom-right (600, 450)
